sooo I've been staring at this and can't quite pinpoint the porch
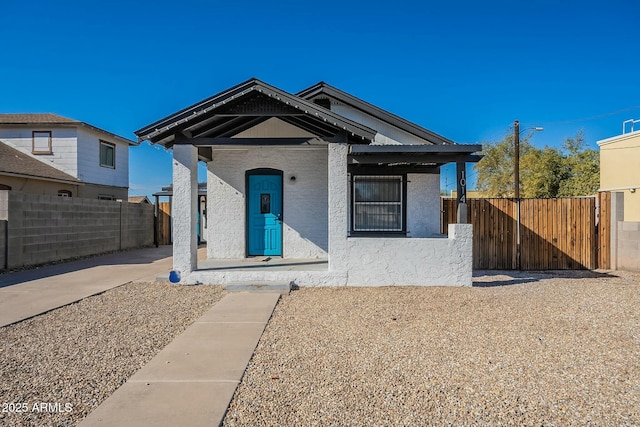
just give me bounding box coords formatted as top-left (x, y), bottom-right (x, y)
top-left (192, 257), bottom-right (339, 287)
top-left (136, 79), bottom-right (481, 287)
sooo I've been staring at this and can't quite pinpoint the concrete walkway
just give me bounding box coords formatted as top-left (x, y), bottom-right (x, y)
top-left (78, 292), bottom-right (280, 427)
top-left (0, 246), bottom-right (174, 327)
top-left (1, 246), bottom-right (279, 426)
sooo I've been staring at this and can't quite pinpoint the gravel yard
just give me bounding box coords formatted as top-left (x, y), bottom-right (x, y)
top-left (224, 270), bottom-right (640, 426)
top-left (0, 281), bottom-right (224, 427)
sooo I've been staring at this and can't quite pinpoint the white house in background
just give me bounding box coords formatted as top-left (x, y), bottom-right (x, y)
top-left (0, 114), bottom-right (138, 200)
top-left (135, 78), bottom-right (481, 286)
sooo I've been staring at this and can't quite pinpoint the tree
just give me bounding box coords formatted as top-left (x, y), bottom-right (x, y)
top-left (557, 131), bottom-right (600, 196)
top-left (475, 133), bottom-right (532, 197)
top-left (475, 129), bottom-right (599, 198)
top-left (520, 146), bottom-right (565, 198)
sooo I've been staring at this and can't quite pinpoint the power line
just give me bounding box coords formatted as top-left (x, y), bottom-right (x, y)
top-left (540, 105), bottom-right (640, 127)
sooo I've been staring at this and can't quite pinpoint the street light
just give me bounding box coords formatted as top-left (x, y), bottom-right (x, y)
top-left (513, 120), bottom-right (544, 199)
top-left (514, 120), bottom-right (543, 270)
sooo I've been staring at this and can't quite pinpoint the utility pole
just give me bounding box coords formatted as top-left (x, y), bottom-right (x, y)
top-left (514, 120), bottom-right (521, 270)
top-left (514, 120), bottom-right (520, 200)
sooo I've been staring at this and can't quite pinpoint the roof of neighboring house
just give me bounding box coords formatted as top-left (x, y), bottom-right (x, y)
top-left (0, 113), bottom-right (78, 124)
top-left (0, 113), bottom-right (138, 146)
top-left (297, 82), bottom-right (455, 145)
top-left (128, 196), bottom-right (152, 204)
top-left (0, 140), bottom-right (81, 184)
top-left (597, 129), bottom-right (640, 147)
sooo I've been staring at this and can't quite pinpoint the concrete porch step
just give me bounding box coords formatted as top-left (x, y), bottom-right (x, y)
top-left (224, 281), bottom-right (292, 294)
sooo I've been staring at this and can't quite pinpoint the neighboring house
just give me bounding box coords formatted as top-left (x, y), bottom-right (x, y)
top-left (135, 78), bottom-right (481, 286)
top-left (0, 114), bottom-right (138, 200)
top-left (598, 121), bottom-right (640, 221)
top-left (128, 196), bottom-right (152, 204)
top-left (597, 120), bottom-right (640, 272)
top-left (0, 140), bottom-right (81, 195)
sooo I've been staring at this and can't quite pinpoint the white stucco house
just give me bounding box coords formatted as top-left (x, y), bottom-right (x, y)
top-left (0, 114), bottom-right (138, 200)
top-left (136, 79), bottom-right (481, 286)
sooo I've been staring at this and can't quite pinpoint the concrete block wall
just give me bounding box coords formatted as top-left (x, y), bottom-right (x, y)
top-left (121, 202), bottom-right (155, 249)
top-left (0, 191), bottom-right (7, 269)
top-left (617, 221), bottom-right (640, 271)
top-left (1, 191), bottom-right (153, 270)
top-left (609, 193), bottom-right (640, 272)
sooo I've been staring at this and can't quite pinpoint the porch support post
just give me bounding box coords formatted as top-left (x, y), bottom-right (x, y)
top-left (172, 144), bottom-right (198, 277)
top-left (328, 143), bottom-right (349, 272)
top-left (456, 162), bottom-right (468, 224)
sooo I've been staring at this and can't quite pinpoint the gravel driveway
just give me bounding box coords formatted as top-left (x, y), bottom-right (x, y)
top-left (0, 281), bottom-right (224, 427)
top-left (224, 270), bottom-right (640, 426)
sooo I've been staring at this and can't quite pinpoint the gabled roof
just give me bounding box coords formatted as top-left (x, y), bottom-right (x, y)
top-left (297, 82), bottom-right (455, 145)
top-left (0, 113), bottom-right (138, 146)
top-left (128, 195), bottom-right (152, 204)
top-left (0, 140), bottom-right (81, 184)
top-left (0, 113), bottom-right (77, 124)
top-left (134, 78), bottom-right (377, 147)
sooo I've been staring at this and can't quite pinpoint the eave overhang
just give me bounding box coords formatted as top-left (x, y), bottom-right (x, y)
top-left (0, 171), bottom-right (83, 186)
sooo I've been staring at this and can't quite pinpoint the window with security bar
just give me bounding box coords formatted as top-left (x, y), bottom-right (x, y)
top-left (352, 175), bottom-right (404, 232)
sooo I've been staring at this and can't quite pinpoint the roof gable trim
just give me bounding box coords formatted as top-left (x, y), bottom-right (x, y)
top-left (135, 79), bottom-right (377, 145)
top-left (297, 82), bottom-right (456, 146)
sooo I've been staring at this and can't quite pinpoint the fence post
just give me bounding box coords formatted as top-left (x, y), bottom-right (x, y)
top-left (515, 198), bottom-right (521, 270)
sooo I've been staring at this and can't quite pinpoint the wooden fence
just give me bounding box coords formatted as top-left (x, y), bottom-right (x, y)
top-left (157, 202), bottom-right (172, 245)
top-left (597, 191), bottom-right (611, 269)
top-left (442, 196), bottom-right (609, 270)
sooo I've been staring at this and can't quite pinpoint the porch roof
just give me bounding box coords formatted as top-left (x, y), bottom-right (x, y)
top-left (134, 78), bottom-right (377, 148)
top-left (348, 143), bottom-right (483, 169)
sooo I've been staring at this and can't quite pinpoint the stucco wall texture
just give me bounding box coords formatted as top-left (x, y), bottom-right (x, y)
top-left (599, 131), bottom-right (640, 221)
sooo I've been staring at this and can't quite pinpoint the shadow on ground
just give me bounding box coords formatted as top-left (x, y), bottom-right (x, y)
top-left (0, 246), bottom-right (175, 288)
top-left (472, 269), bottom-right (619, 287)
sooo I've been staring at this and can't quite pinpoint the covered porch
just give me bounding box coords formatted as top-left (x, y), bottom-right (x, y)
top-left (168, 142), bottom-right (478, 287)
top-left (135, 78), bottom-right (481, 286)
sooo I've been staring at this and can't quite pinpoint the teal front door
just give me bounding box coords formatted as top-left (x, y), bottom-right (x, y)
top-left (248, 174), bottom-right (282, 256)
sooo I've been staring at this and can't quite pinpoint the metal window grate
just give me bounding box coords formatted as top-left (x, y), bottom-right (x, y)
top-left (353, 175), bottom-right (403, 231)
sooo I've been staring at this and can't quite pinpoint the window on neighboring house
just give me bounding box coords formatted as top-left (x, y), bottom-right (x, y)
top-left (98, 194), bottom-right (115, 200)
top-left (58, 190), bottom-right (72, 197)
top-left (352, 175), bottom-right (405, 233)
top-left (0, 184), bottom-right (12, 190)
top-left (32, 131), bottom-right (52, 154)
top-left (100, 141), bottom-right (115, 168)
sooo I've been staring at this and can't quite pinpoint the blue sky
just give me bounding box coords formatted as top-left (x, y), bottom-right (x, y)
top-left (2, 0), bottom-right (639, 197)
